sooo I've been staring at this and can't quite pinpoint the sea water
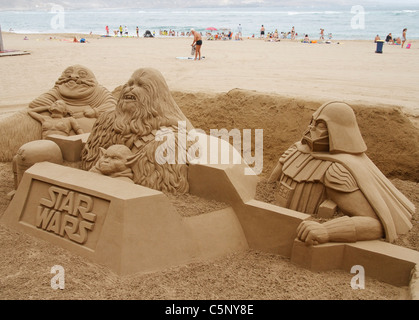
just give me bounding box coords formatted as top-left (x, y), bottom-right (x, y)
top-left (0, 5), bottom-right (418, 40)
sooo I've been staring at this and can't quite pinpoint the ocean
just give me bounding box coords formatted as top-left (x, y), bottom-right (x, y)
top-left (0, 5), bottom-right (418, 40)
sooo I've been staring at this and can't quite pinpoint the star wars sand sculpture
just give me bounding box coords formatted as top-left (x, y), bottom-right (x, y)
top-left (28, 99), bottom-right (84, 139)
top-left (89, 145), bottom-right (135, 184)
top-left (82, 67), bottom-right (194, 194)
top-left (0, 65), bottom-right (116, 162)
top-left (29, 65), bottom-right (116, 122)
top-left (268, 101), bottom-right (414, 245)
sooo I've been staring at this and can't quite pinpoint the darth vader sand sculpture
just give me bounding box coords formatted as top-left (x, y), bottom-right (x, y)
top-left (268, 101), bottom-right (414, 245)
top-left (82, 68), bottom-right (194, 194)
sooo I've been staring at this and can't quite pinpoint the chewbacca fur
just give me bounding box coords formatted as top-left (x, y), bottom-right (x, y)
top-left (0, 110), bottom-right (42, 161)
top-left (82, 68), bottom-right (193, 194)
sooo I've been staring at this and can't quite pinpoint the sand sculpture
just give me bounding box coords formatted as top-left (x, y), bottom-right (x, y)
top-left (82, 67), bottom-right (194, 194)
top-left (2, 67), bottom-right (253, 275)
top-left (29, 65), bottom-right (116, 122)
top-left (89, 145), bottom-right (135, 183)
top-left (268, 101), bottom-right (415, 245)
top-left (0, 65), bottom-right (116, 162)
top-left (13, 140), bottom-right (63, 189)
top-left (4, 68), bottom-right (419, 285)
top-left (28, 99), bottom-right (84, 139)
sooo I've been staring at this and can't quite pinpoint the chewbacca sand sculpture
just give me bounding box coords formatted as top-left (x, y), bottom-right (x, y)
top-left (0, 65), bottom-right (116, 161)
top-left (82, 68), bottom-right (194, 194)
top-left (268, 101), bottom-right (414, 245)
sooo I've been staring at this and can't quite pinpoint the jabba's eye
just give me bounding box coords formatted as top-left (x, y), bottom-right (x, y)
top-left (64, 68), bottom-right (73, 77)
top-left (78, 70), bottom-right (88, 78)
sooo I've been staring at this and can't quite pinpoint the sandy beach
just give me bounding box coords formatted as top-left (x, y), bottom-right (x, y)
top-left (0, 31), bottom-right (418, 301)
top-left (1, 32), bottom-right (419, 114)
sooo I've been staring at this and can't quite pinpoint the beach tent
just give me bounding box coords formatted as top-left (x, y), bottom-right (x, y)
top-left (144, 30), bottom-right (154, 38)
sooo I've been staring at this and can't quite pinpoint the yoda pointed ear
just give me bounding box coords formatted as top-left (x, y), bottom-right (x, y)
top-left (99, 147), bottom-right (106, 157)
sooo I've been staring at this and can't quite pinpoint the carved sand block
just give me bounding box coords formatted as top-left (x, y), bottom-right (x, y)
top-left (187, 132), bottom-right (311, 257)
top-left (291, 240), bottom-right (419, 288)
top-left (46, 133), bottom-right (90, 162)
top-left (2, 162), bottom-right (248, 275)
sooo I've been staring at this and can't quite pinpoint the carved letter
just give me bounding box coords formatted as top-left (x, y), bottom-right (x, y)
top-left (58, 191), bottom-right (75, 215)
top-left (35, 206), bottom-right (54, 229)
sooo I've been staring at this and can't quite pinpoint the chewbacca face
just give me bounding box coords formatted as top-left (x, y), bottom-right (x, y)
top-left (113, 70), bottom-right (162, 136)
top-left (118, 79), bottom-right (151, 116)
top-left (55, 65), bottom-right (98, 99)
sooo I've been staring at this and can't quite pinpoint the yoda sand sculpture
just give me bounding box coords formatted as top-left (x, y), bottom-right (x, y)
top-left (82, 67), bottom-right (194, 194)
top-left (89, 145), bottom-right (135, 184)
top-left (0, 65), bottom-right (116, 161)
top-left (268, 101), bottom-right (414, 245)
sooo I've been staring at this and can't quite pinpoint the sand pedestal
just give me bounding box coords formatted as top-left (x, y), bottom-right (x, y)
top-left (1, 162), bottom-right (248, 275)
top-left (291, 239), bottom-right (419, 288)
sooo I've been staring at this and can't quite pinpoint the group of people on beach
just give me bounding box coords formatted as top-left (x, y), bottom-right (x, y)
top-left (105, 25), bottom-right (144, 37)
top-left (376, 28), bottom-right (408, 48)
top-left (258, 25), bottom-right (332, 43)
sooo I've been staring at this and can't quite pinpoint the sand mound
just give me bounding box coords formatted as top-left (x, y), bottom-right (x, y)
top-left (171, 89), bottom-right (419, 182)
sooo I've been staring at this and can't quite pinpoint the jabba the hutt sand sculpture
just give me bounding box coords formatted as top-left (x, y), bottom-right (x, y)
top-left (0, 65), bottom-right (116, 161)
top-left (268, 101), bottom-right (414, 245)
top-left (82, 68), bottom-right (194, 194)
top-left (29, 65), bottom-right (116, 123)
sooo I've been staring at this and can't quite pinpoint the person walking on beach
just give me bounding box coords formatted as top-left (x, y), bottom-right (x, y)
top-left (260, 25), bottom-right (265, 38)
top-left (402, 28), bottom-right (407, 48)
top-left (238, 24), bottom-right (242, 40)
top-left (319, 28), bottom-right (325, 40)
top-left (291, 26), bottom-right (296, 40)
top-left (105, 25), bottom-right (109, 36)
top-left (385, 33), bottom-right (394, 44)
top-left (119, 25), bottom-right (123, 37)
top-left (190, 29), bottom-right (203, 60)
top-left (136, 26), bottom-right (139, 37)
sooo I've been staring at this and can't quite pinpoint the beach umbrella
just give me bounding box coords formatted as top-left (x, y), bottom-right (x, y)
top-left (206, 27), bottom-right (217, 31)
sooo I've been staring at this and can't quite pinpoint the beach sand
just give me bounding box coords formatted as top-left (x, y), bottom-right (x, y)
top-left (0, 32), bottom-right (418, 300)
